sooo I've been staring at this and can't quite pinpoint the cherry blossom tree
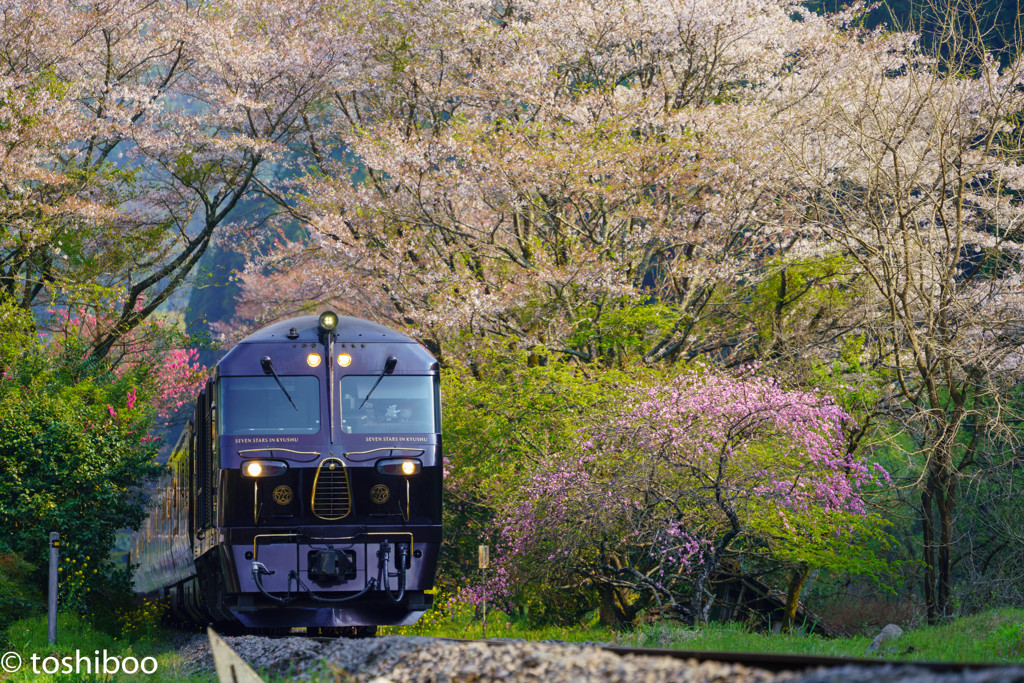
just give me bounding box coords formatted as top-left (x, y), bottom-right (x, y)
top-left (0, 0), bottom-right (363, 357)
top-left (764, 3), bottom-right (1024, 621)
top-left (232, 0), bottom-right (847, 360)
top-left (45, 302), bottom-right (206, 419)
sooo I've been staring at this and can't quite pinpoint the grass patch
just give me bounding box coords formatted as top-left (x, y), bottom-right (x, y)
top-left (380, 599), bottom-right (617, 643)
top-left (622, 608), bottom-right (1024, 664)
top-left (1, 613), bottom-right (211, 682)
top-left (385, 601), bottom-right (1024, 665)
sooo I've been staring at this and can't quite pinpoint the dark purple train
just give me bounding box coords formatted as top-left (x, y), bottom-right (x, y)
top-left (130, 312), bottom-right (442, 635)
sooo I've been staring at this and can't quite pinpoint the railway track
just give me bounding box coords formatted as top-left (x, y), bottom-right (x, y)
top-left (199, 630), bottom-right (1024, 682)
top-left (599, 643), bottom-right (1000, 674)
top-left (461, 638), bottom-right (1014, 676)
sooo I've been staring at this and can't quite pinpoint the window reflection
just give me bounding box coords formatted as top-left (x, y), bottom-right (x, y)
top-left (341, 376), bottom-right (436, 434)
top-left (219, 376), bottom-right (321, 434)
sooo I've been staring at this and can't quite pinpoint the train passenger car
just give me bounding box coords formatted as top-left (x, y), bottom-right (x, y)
top-left (131, 312), bottom-right (442, 634)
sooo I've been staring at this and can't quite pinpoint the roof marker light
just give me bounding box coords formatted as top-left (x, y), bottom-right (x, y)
top-left (318, 311), bottom-right (339, 333)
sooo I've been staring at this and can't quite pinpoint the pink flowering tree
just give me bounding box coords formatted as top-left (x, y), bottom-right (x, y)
top-left (487, 367), bottom-right (891, 627)
top-left (438, 346), bottom-right (682, 621)
top-left (45, 302), bottom-right (206, 421)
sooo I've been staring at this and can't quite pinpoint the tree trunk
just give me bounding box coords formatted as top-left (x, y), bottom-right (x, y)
top-left (596, 584), bottom-right (637, 630)
top-left (922, 440), bottom-right (958, 624)
top-left (921, 484), bottom-right (938, 623)
top-left (595, 552), bottom-right (641, 629)
top-left (936, 465), bottom-right (956, 622)
top-left (782, 564), bottom-right (810, 633)
top-left (690, 559), bottom-right (718, 625)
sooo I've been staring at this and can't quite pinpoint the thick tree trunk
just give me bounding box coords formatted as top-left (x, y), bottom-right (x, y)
top-left (596, 584), bottom-right (638, 630)
top-left (936, 468), bottom-right (956, 622)
top-left (596, 553), bottom-right (641, 630)
top-left (922, 443), bottom-right (958, 624)
top-left (782, 564), bottom-right (810, 633)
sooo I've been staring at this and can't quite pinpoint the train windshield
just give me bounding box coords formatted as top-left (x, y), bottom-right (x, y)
top-left (340, 375), bottom-right (438, 434)
top-left (218, 376), bottom-right (321, 434)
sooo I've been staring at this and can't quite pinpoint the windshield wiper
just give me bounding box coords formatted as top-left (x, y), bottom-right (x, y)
top-left (261, 356), bottom-right (298, 411)
top-left (358, 355), bottom-right (397, 409)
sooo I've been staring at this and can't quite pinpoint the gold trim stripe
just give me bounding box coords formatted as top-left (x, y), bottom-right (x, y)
top-left (238, 448), bottom-right (320, 456)
top-left (251, 532), bottom-right (415, 560)
top-left (344, 447), bottom-right (425, 457)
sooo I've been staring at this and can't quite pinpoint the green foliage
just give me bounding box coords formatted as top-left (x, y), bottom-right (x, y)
top-left (0, 299), bottom-right (164, 616)
top-left (625, 608), bottom-right (1024, 663)
top-left (564, 297), bottom-right (679, 365)
top-left (443, 340), bottom-right (677, 480)
top-left (745, 255), bottom-right (858, 355)
top-left (4, 613), bottom-right (210, 683)
top-left (745, 506), bottom-right (895, 584)
top-left (0, 553), bottom-right (40, 641)
top-left (6, 613), bottom-right (120, 659)
top-left (113, 596), bottom-right (169, 642)
top-left (439, 343), bottom-right (678, 616)
top-left (380, 590), bottom-right (616, 642)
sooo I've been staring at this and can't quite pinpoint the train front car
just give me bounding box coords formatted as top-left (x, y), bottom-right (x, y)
top-left (209, 312), bottom-right (441, 632)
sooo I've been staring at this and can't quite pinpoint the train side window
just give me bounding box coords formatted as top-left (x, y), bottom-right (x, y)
top-left (434, 375), bottom-right (442, 433)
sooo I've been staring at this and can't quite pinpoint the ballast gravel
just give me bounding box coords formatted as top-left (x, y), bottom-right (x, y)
top-left (172, 633), bottom-right (1024, 682)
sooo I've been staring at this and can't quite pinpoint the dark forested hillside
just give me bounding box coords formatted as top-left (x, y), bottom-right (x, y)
top-left (805, 0), bottom-right (1020, 54)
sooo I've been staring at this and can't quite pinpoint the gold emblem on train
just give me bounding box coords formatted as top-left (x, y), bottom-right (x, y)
top-left (370, 484), bottom-right (390, 505)
top-left (272, 485), bottom-right (294, 505)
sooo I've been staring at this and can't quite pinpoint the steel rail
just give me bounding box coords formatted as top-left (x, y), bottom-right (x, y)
top-left (439, 638), bottom-right (1008, 675)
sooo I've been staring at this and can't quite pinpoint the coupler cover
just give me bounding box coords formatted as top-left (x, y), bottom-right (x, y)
top-left (308, 549), bottom-right (356, 584)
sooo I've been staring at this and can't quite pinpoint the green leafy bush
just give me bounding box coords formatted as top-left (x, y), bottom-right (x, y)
top-left (0, 553), bottom-right (40, 645)
top-left (0, 299), bottom-right (167, 616)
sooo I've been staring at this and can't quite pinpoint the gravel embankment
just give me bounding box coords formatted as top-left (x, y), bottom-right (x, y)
top-left (173, 634), bottom-right (1024, 682)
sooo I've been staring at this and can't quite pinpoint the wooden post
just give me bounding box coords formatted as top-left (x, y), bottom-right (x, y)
top-left (478, 545), bottom-right (489, 639)
top-left (48, 532), bottom-right (58, 645)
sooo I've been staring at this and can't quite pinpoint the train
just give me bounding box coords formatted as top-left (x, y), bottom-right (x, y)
top-left (129, 312), bottom-right (442, 635)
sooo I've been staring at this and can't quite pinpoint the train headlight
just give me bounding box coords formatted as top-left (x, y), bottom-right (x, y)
top-left (306, 352), bottom-right (322, 367)
top-left (375, 459), bottom-right (421, 476)
top-left (318, 311), bottom-right (339, 333)
top-left (337, 352), bottom-right (352, 367)
top-left (242, 460), bottom-right (288, 478)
